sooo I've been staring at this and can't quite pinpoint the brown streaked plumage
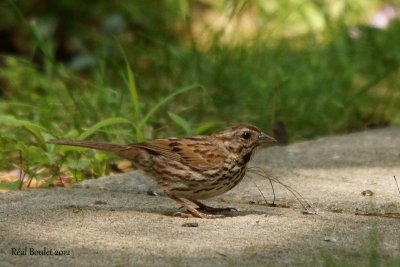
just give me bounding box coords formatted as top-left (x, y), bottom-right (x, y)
top-left (48, 124), bottom-right (275, 218)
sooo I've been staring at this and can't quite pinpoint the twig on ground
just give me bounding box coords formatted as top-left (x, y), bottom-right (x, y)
top-left (394, 176), bottom-right (400, 197)
top-left (355, 209), bottom-right (400, 219)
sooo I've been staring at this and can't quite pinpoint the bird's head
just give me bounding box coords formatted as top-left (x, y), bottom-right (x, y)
top-left (214, 124), bottom-right (275, 163)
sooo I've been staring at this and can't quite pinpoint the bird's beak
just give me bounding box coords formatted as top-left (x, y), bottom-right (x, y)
top-left (258, 132), bottom-right (276, 144)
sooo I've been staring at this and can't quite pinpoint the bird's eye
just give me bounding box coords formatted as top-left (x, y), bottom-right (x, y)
top-left (242, 131), bottom-right (251, 140)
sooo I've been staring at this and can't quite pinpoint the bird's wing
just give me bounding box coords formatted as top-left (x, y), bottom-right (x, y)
top-left (133, 138), bottom-right (225, 170)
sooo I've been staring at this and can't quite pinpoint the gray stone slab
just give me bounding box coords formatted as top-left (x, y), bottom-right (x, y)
top-left (1, 127), bottom-right (400, 266)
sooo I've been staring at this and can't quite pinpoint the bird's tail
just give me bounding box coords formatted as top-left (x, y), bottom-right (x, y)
top-left (48, 139), bottom-right (125, 151)
top-left (48, 139), bottom-right (141, 160)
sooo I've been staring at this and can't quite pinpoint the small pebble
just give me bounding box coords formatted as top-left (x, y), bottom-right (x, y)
top-left (302, 209), bottom-right (318, 215)
top-left (361, 190), bottom-right (374, 196)
top-left (147, 190), bottom-right (158, 196)
top-left (324, 236), bottom-right (337, 242)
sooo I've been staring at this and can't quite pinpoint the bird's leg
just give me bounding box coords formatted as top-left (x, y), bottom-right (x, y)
top-left (166, 194), bottom-right (224, 219)
top-left (189, 199), bottom-right (237, 213)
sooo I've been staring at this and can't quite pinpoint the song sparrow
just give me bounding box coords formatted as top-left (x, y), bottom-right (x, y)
top-left (49, 124), bottom-right (275, 218)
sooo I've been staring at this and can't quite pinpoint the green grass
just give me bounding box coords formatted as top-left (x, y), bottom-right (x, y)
top-left (0, 0), bottom-right (399, 181)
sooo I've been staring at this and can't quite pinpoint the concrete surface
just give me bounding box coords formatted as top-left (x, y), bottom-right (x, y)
top-left (1, 127), bottom-right (400, 266)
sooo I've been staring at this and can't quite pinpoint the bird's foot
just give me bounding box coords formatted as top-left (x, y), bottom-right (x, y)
top-left (191, 199), bottom-right (237, 213)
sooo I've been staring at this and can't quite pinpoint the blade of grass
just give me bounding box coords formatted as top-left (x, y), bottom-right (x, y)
top-left (168, 111), bottom-right (191, 134)
top-left (125, 64), bottom-right (144, 142)
top-left (116, 39), bottom-right (143, 142)
top-left (126, 65), bottom-right (140, 120)
top-left (140, 84), bottom-right (203, 128)
top-left (0, 115), bottom-right (46, 143)
top-left (77, 117), bottom-right (132, 140)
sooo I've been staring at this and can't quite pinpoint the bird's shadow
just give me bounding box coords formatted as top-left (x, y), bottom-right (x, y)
top-left (56, 192), bottom-right (292, 219)
top-left (58, 203), bottom-right (275, 218)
